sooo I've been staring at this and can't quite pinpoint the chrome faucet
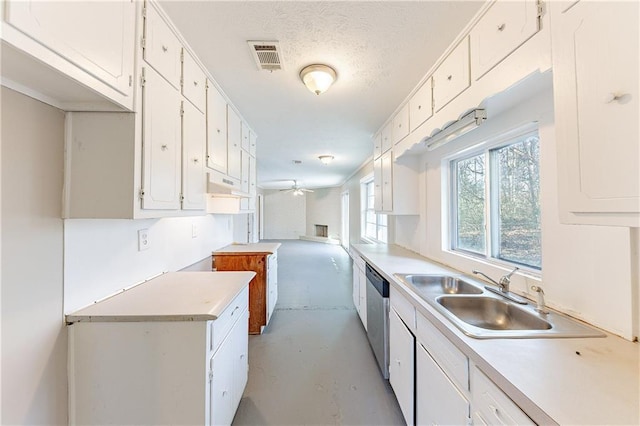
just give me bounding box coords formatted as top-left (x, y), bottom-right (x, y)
top-left (472, 267), bottom-right (527, 304)
top-left (530, 285), bottom-right (548, 314)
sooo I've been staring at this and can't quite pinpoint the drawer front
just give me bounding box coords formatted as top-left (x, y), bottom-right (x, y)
top-left (181, 48), bottom-right (206, 112)
top-left (433, 37), bottom-right (470, 112)
top-left (390, 286), bottom-right (416, 331)
top-left (381, 123), bottom-right (393, 154)
top-left (409, 78), bottom-right (433, 132)
top-left (211, 285), bottom-right (249, 353)
top-left (416, 311), bottom-right (469, 392)
top-left (144, 4), bottom-right (182, 89)
top-left (392, 103), bottom-right (410, 145)
top-left (471, 365), bottom-right (535, 425)
top-left (471, 0), bottom-right (540, 81)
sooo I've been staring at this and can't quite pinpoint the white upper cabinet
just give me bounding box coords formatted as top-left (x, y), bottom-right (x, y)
top-left (374, 150), bottom-right (419, 215)
top-left (227, 107), bottom-right (243, 181)
top-left (470, 0), bottom-right (540, 81)
top-left (392, 104), bottom-right (410, 145)
top-left (181, 100), bottom-right (206, 210)
top-left (551, 0), bottom-right (639, 225)
top-left (240, 150), bottom-right (250, 194)
top-left (433, 37), bottom-right (471, 112)
top-left (409, 78), bottom-right (433, 132)
top-left (143, 2), bottom-right (182, 90)
top-left (206, 82), bottom-right (228, 173)
top-left (241, 122), bottom-right (251, 152)
top-left (249, 131), bottom-right (257, 157)
top-left (181, 48), bottom-right (206, 113)
top-left (2, 0), bottom-right (136, 110)
top-left (142, 66), bottom-right (182, 210)
top-left (373, 133), bottom-right (383, 159)
top-left (381, 122), bottom-right (393, 154)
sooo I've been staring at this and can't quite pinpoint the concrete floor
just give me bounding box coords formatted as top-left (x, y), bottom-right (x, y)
top-left (233, 240), bottom-right (404, 426)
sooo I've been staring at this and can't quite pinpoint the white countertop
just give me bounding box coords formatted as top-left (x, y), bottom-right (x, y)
top-left (352, 243), bottom-right (639, 426)
top-left (213, 242), bottom-right (281, 255)
top-left (66, 271), bottom-right (255, 323)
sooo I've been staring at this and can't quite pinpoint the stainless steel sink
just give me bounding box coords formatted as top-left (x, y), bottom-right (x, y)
top-left (397, 274), bottom-right (483, 295)
top-left (437, 296), bottom-right (551, 331)
top-left (393, 273), bottom-right (605, 339)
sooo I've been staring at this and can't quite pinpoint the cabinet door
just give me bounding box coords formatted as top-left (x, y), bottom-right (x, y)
top-left (143, 3), bottom-right (182, 90)
top-left (552, 1), bottom-right (639, 217)
top-left (381, 150), bottom-right (393, 212)
top-left (227, 107), bottom-right (242, 180)
top-left (142, 67), bottom-right (182, 210)
top-left (373, 156), bottom-right (383, 212)
top-left (241, 122), bottom-right (251, 152)
top-left (240, 150), bottom-right (250, 194)
top-left (249, 155), bottom-right (257, 195)
top-left (206, 82), bottom-right (228, 173)
top-left (392, 104), bottom-right (410, 145)
top-left (381, 123), bottom-right (393, 154)
top-left (373, 133), bottom-right (383, 160)
top-left (210, 339), bottom-right (234, 426)
top-left (232, 309), bottom-right (249, 407)
top-left (249, 131), bottom-right (257, 157)
top-left (358, 266), bottom-right (367, 330)
top-left (433, 37), bottom-right (470, 112)
top-left (182, 101), bottom-right (206, 210)
top-left (4, 0), bottom-right (136, 99)
top-left (352, 261), bottom-right (360, 311)
top-left (389, 309), bottom-right (415, 425)
top-left (410, 78), bottom-right (433, 132)
top-left (182, 48), bottom-right (206, 112)
top-left (417, 343), bottom-right (470, 426)
top-left (471, 0), bottom-right (540, 80)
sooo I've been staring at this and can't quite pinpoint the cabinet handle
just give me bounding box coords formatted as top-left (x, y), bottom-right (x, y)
top-left (489, 404), bottom-right (502, 420)
top-left (193, 158), bottom-right (199, 163)
top-left (162, 45), bottom-right (168, 52)
top-left (193, 81), bottom-right (198, 86)
top-left (161, 144), bottom-right (168, 151)
top-left (497, 23), bottom-right (506, 31)
top-left (216, 128), bottom-right (221, 134)
top-left (418, 105), bottom-right (422, 110)
top-left (604, 92), bottom-right (629, 103)
top-left (231, 305), bottom-right (240, 317)
top-left (398, 123), bottom-right (402, 128)
top-left (447, 75), bottom-right (453, 81)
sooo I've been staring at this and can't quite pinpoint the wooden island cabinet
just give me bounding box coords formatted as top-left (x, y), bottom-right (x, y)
top-left (213, 243), bottom-right (280, 334)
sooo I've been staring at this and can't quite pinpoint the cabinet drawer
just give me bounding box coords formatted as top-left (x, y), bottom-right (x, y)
top-left (381, 123), bottom-right (393, 154)
top-left (181, 48), bottom-right (206, 112)
top-left (390, 286), bottom-right (416, 331)
top-left (144, 3), bottom-right (182, 90)
top-left (471, 0), bottom-right (540, 81)
top-left (409, 78), bottom-right (433, 132)
top-left (416, 311), bottom-right (469, 392)
top-left (392, 104), bottom-right (410, 145)
top-left (471, 366), bottom-right (534, 425)
top-left (433, 37), bottom-right (470, 112)
top-left (211, 286), bottom-right (249, 353)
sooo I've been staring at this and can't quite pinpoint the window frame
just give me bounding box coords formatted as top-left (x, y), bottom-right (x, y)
top-left (446, 124), bottom-right (541, 271)
top-left (360, 173), bottom-right (388, 243)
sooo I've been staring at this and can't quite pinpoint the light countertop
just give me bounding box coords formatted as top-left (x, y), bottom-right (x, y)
top-left (352, 243), bottom-right (639, 426)
top-left (66, 271), bottom-right (255, 323)
top-left (213, 242), bottom-right (281, 255)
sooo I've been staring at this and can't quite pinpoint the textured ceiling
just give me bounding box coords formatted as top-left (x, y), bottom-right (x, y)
top-left (160, 1), bottom-right (483, 189)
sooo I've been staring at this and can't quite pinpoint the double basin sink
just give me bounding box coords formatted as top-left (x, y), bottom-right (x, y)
top-left (394, 274), bottom-right (605, 339)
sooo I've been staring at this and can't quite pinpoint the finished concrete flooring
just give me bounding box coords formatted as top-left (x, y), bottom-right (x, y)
top-left (233, 240), bottom-right (404, 426)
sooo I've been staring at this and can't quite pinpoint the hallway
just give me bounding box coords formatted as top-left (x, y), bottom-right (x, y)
top-left (233, 240), bottom-right (404, 425)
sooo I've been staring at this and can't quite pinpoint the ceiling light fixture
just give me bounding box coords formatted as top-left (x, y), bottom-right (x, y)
top-left (300, 64), bottom-right (337, 95)
top-left (318, 155), bottom-right (334, 165)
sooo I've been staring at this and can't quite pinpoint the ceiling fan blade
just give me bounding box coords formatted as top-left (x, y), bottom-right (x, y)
top-left (301, 188), bottom-right (314, 192)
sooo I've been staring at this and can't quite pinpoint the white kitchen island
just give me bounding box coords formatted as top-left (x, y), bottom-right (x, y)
top-left (67, 271), bottom-right (255, 426)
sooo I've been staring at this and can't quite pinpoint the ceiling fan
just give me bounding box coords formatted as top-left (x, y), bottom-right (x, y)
top-left (280, 180), bottom-right (314, 196)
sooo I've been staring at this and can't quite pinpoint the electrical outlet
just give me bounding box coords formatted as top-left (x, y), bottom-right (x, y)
top-left (138, 229), bottom-right (150, 251)
top-left (192, 224), bottom-right (198, 238)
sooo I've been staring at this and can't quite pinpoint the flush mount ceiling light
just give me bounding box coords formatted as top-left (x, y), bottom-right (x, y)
top-left (300, 64), bottom-right (337, 95)
top-left (425, 109), bottom-right (487, 151)
top-left (318, 155), bottom-right (334, 165)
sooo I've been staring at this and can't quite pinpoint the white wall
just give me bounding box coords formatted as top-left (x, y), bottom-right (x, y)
top-left (341, 161), bottom-right (374, 247)
top-left (1, 87), bottom-right (67, 425)
top-left (305, 187), bottom-right (342, 240)
top-left (64, 215), bottom-right (234, 314)
top-left (395, 80), bottom-right (637, 339)
top-left (263, 189), bottom-right (306, 239)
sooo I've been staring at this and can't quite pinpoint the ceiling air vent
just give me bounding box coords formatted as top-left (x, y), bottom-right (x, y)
top-left (248, 41), bottom-right (283, 71)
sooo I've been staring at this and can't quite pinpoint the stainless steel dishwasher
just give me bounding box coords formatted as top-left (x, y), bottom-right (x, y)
top-left (365, 264), bottom-right (390, 379)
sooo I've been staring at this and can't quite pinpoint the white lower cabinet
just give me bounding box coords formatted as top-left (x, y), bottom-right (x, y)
top-left (389, 309), bottom-right (415, 425)
top-left (351, 253), bottom-right (367, 330)
top-left (266, 253), bottom-right (278, 323)
top-left (417, 342), bottom-right (469, 426)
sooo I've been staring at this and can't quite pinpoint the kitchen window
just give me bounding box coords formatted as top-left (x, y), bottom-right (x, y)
top-left (362, 176), bottom-right (387, 243)
top-left (450, 128), bottom-right (541, 269)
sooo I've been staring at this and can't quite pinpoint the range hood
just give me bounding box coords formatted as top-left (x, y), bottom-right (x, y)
top-left (206, 171), bottom-right (249, 198)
